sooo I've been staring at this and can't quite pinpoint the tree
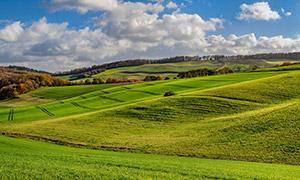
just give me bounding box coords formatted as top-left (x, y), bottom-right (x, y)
top-left (85, 79), bottom-right (92, 85)
top-left (157, 76), bottom-right (164, 80)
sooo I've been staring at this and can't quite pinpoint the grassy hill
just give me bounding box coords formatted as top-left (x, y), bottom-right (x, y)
top-left (58, 59), bottom-right (285, 81)
top-left (2, 71), bottom-right (300, 164)
top-left (1, 136), bottom-right (299, 179)
top-left (0, 71), bottom-right (285, 122)
top-left (1, 68), bottom-right (300, 179)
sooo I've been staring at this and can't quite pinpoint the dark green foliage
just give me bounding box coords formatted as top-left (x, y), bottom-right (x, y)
top-left (178, 68), bottom-right (217, 78)
top-left (164, 91), bottom-right (176, 97)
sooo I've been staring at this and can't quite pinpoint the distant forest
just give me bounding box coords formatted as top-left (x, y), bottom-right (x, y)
top-left (8, 66), bottom-right (50, 74)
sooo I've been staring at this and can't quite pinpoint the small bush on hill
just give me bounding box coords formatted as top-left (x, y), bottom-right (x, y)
top-left (164, 91), bottom-right (176, 97)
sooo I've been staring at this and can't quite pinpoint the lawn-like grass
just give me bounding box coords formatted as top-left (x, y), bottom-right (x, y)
top-left (1, 71), bottom-right (300, 164)
top-left (0, 71), bottom-right (286, 123)
top-left (30, 84), bottom-right (118, 100)
top-left (0, 136), bottom-right (299, 180)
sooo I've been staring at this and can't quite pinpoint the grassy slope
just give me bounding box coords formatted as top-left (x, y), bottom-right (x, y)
top-left (254, 63), bottom-right (300, 72)
top-left (1, 136), bottom-right (299, 180)
top-left (225, 59), bottom-right (273, 70)
top-left (0, 71), bottom-right (284, 122)
top-left (30, 84), bottom-right (118, 100)
top-left (1, 71), bottom-right (300, 164)
top-left (60, 60), bottom-right (224, 81)
top-left (0, 94), bottom-right (54, 108)
top-left (58, 59), bottom-right (285, 81)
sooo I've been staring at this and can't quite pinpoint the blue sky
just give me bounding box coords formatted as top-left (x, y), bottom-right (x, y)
top-left (0, 0), bottom-right (300, 71)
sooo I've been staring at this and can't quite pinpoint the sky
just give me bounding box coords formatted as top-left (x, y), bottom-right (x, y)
top-left (0, 0), bottom-right (300, 72)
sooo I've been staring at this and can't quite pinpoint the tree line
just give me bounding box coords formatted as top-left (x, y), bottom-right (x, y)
top-left (177, 67), bottom-right (234, 78)
top-left (0, 67), bottom-right (72, 99)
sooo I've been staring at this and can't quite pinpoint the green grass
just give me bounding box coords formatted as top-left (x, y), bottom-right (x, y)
top-left (2, 70), bottom-right (300, 164)
top-left (70, 60), bottom-right (224, 81)
top-left (0, 71), bottom-right (286, 123)
top-left (57, 59), bottom-right (300, 81)
top-left (1, 136), bottom-right (299, 180)
top-left (265, 60), bottom-right (300, 65)
top-left (92, 69), bottom-right (122, 76)
top-left (254, 63), bottom-right (300, 72)
top-left (0, 94), bottom-right (54, 108)
top-left (1, 69), bottom-right (300, 179)
top-left (225, 59), bottom-right (274, 70)
top-left (30, 84), bottom-right (118, 100)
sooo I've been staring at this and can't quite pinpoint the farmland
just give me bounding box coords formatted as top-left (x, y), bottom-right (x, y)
top-left (1, 67), bottom-right (300, 179)
top-left (0, 71), bottom-right (286, 122)
top-left (1, 136), bottom-right (300, 180)
top-left (58, 59), bottom-right (284, 81)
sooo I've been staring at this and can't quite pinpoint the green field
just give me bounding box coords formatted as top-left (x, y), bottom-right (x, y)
top-left (0, 71), bottom-right (286, 122)
top-left (1, 136), bottom-right (300, 180)
top-left (58, 59), bottom-right (296, 81)
top-left (253, 63), bottom-right (300, 72)
top-left (1, 68), bottom-right (300, 179)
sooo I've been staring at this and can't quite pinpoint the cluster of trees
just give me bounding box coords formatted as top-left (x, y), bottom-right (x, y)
top-left (177, 67), bottom-right (234, 78)
top-left (7, 65), bottom-right (50, 74)
top-left (280, 61), bottom-right (300, 67)
top-left (83, 77), bottom-right (141, 85)
top-left (0, 67), bottom-right (71, 99)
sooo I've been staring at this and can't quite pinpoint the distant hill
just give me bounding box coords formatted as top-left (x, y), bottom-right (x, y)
top-left (53, 51), bottom-right (300, 80)
top-left (7, 65), bottom-right (50, 74)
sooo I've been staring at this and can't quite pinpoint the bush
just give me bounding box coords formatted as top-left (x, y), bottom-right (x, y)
top-left (164, 91), bottom-right (176, 97)
top-left (281, 62), bottom-right (293, 66)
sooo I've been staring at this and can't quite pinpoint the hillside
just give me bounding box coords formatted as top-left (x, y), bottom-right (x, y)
top-left (1, 70), bottom-right (300, 163)
top-left (1, 136), bottom-right (299, 179)
top-left (0, 71), bottom-right (284, 122)
top-left (1, 68), bottom-right (300, 179)
top-left (57, 59), bottom-right (284, 81)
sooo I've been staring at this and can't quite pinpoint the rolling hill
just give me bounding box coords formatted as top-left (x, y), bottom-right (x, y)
top-left (1, 66), bottom-right (300, 179)
top-left (57, 59), bottom-right (286, 81)
top-left (1, 136), bottom-right (299, 179)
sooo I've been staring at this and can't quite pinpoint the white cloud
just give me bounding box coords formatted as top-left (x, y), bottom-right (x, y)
top-left (43, 0), bottom-right (120, 13)
top-left (237, 2), bottom-right (281, 21)
top-left (0, 22), bottom-right (24, 42)
top-left (150, 0), bottom-right (164, 3)
top-left (281, 8), bottom-right (292, 16)
top-left (166, 2), bottom-right (178, 9)
top-left (285, 12), bottom-right (292, 16)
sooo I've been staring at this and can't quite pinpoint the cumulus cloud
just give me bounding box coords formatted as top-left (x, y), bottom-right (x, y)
top-left (149, 0), bottom-right (164, 3)
top-left (237, 2), bottom-right (281, 21)
top-left (43, 0), bottom-right (120, 13)
top-left (0, 22), bottom-right (24, 42)
top-left (166, 2), bottom-right (178, 9)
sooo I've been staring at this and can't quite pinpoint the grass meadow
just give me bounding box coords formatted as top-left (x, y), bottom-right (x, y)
top-left (1, 69), bottom-right (300, 179)
top-left (1, 136), bottom-right (300, 180)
